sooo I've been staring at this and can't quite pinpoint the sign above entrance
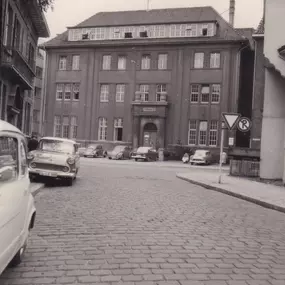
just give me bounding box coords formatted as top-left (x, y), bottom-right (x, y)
top-left (222, 113), bottom-right (241, 130)
top-left (143, 107), bottom-right (156, 112)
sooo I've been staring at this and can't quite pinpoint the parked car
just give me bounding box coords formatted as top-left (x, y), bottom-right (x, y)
top-left (27, 137), bottom-right (80, 186)
top-left (131, 147), bottom-right (158, 161)
top-left (78, 147), bottom-right (86, 157)
top-left (108, 145), bottom-right (132, 160)
top-left (83, 144), bottom-right (105, 158)
top-left (190, 149), bottom-right (213, 165)
top-left (0, 120), bottom-right (36, 274)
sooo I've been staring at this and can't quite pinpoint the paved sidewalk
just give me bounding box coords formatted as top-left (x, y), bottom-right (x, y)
top-left (177, 171), bottom-right (285, 213)
top-left (29, 182), bottom-right (44, 197)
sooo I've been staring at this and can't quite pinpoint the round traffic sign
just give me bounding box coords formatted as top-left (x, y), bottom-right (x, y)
top-left (237, 117), bottom-right (252, 132)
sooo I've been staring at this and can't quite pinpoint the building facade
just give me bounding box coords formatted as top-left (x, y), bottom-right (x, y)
top-left (0, 0), bottom-right (49, 134)
top-left (31, 47), bottom-right (45, 136)
top-left (43, 7), bottom-right (248, 151)
top-left (260, 0), bottom-right (285, 181)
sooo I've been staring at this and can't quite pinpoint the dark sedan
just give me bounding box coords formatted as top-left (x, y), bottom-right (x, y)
top-left (131, 147), bottom-right (158, 162)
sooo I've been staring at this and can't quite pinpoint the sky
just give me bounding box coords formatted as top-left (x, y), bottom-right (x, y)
top-left (42, 0), bottom-right (264, 42)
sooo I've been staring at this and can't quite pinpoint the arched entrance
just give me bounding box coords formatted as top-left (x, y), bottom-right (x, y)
top-left (143, 123), bottom-right (157, 148)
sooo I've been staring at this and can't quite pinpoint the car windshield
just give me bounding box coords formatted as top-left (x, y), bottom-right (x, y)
top-left (39, 140), bottom-right (74, 154)
top-left (87, 145), bottom-right (97, 150)
top-left (113, 146), bottom-right (125, 152)
top-left (137, 147), bottom-right (151, 153)
top-left (195, 150), bottom-right (207, 156)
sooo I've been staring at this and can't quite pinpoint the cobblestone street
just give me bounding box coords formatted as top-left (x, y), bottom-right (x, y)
top-left (1, 159), bottom-right (285, 285)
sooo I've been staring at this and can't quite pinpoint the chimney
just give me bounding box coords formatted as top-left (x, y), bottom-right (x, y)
top-left (229, 0), bottom-right (235, 27)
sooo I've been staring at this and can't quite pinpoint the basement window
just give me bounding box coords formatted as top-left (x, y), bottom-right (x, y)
top-left (124, 32), bottom-right (133, 38)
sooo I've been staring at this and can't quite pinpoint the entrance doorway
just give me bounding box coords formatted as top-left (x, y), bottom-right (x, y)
top-left (143, 123), bottom-right (157, 148)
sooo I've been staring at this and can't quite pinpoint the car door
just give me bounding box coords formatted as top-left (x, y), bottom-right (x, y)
top-left (0, 134), bottom-right (26, 273)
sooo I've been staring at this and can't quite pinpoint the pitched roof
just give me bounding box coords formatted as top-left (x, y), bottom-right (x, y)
top-left (74, 6), bottom-right (222, 27)
top-left (255, 17), bottom-right (264, 34)
top-left (42, 6), bottom-right (244, 48)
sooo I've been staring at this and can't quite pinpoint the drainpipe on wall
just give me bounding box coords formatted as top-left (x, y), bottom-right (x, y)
top-left (229, 0), bottom-right (235, 27)
top-left (40, 47), bottom-right (48, 136)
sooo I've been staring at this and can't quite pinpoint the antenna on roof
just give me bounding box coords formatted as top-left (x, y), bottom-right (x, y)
top-left (146, 0), bottom-right (150, 11)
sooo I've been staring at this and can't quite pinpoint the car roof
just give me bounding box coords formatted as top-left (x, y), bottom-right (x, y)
top-left (40, 137), bottom-right (76, 143)
top-left (0, 119), bottom-right (23, 135)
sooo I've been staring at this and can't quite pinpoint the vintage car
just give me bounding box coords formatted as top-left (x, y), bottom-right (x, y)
top-left (190, 149), bottom-right (213, 165)
top-left (131, 146), bottom-right (158, 162)
top-left (0, 120), bottom-right (36, 274)
top-left (28, 137), bottom-right (80, 186)
top-left (108, 145), bottom-right (132, 160)
top-left (83, 144), bottom-right (105, 158)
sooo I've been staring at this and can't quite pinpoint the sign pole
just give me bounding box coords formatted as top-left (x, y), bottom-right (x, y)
top-left (218, 122), bottom-right (225, 184)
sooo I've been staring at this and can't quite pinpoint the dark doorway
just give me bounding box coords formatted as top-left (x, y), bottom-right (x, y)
top-left (143, 123), bottom-right (157, 148)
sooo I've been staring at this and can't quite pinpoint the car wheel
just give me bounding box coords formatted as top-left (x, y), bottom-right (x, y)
top-left (135, 158), bottom-right (138, 162)
top-left (9, 234), bottom-right (28, 267)
top-left (108, 157), bottom-right (112, 160)
top-left (190, 162), bottom-right (194, 165)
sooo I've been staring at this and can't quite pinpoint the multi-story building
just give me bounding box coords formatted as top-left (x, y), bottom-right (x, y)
top-left (0, 0), bottom-right (49, 134)
top-left (32, 47), bottom-right (45, 136)
top-left (43, 6), bottom-right (249, 151)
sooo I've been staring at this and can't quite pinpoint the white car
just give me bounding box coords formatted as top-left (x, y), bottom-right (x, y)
top-left (0, 120), bottom-right (36, 274)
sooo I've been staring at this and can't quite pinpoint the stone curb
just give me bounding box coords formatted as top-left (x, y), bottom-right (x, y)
top-left (176, 174), bottom-right (285, 214)
top-left (31, 183), bottom-right (45, 197)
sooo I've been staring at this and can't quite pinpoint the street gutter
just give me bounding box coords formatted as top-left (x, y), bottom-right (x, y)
top-left (176, 174), bottom-right (285, 214)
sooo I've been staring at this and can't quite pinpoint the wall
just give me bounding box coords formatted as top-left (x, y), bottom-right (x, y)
top-left (260, 0), bottom-right (285, 181)
top-left (44, 42), bottom-right (241, 148)
top-left (251, 38), bottom-right (265, 149)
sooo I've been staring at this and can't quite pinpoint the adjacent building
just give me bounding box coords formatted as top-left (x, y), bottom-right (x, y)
top-left (260, 0), bottom-right (285, 181)
top-left (32, 47), bottom-right (45, 136)
top-left (0, 0), bottom-right (49, 134)
top-left (42, 6), bottom-right (249, 151)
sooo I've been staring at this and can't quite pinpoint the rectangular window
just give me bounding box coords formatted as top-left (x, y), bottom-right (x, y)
top-left (190, 84), bottom-right (199, 103)
top-left (118, 56), bottom-right (126, 70)
top-left (201, 85), bottom-right (210, 103)
top-left (70, 116), bottom-right (78, 139)
top-left (188, 120), bottom-right (197, 145)
top-left (72, 55), bottom-right (80, 70)
top-left (100, 84), bottom-right (109, 102)
top-left (34, 87), bottom-right (41, 98)
top-left (53, 116), bottom-right (61, 137)
top-left (114, 118), bottom-right (123, 141)
top-left (141, 55), bottom-right (150, 70)
top-left (209, 121), bottom-right (218, 146)
top-left (59, 56), bottom-right (67, 70)
top-left (116, 84), bottom-right (125, 102)
top-left (36, 66), bottom-right (43, 78)
top-left (158, 54), bottom-right (167, 70)
top-left (156, 84), bottom-right (166, 101)
top-left (102, 55), bottom-right (111, 70)
top-left (73, 83), bottom-right (80, 101)
top-left (98, 118), bottom-right (107, 141)
top-left (211, 84), bottom-right (221, 103)
top-left (56, 84), bottom-right (64, 100)
top-left (33, 110), bottom-right (40, 123)
top-left (64, 84), bottom-right (72, 100)
top-left (199, 121), bottom-right (208, 146)
top-left (139, 85), bottom-right (149, 101)
top-left (194, 52), bottom-right (204, 69)
top-left (62, 116), bottom-right (69, 138)
top-left (210, 53), bottom-right (220, 68)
